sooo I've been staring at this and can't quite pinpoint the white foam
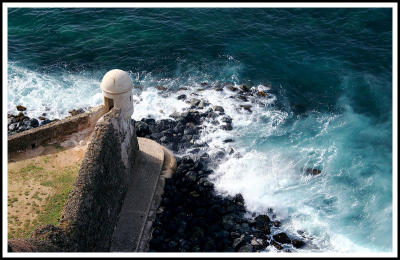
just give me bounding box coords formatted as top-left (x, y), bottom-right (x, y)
top-left (7, 63), bottom-right (102, 119)
top-left (132, 87), bottom-right (189, 121)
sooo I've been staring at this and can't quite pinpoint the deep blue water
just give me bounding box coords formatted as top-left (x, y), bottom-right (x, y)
top-left (7, 8), bottom-right (393, 252)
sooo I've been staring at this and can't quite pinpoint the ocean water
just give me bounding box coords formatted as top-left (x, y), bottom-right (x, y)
top-left (7, 8), bottom-right (393, 252)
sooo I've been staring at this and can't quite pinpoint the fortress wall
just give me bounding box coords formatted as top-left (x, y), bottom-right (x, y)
top-left (8, 108), bottom-right (140, 252)
top-left (8, 105), bottom-right (106, 154)
top-left (58, 108), bottom-right (139, 252)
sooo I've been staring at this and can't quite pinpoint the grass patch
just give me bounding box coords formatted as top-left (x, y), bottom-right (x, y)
top-left (20, 164), bottom-right (44, 179)
top-left (8, 163), bottom-right (79, 239)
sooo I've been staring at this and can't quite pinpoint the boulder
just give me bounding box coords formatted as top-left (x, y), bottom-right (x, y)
top-left (272, 221), bottom-right (281, 227)
top-left (250, 237), bottom-right (267, 251)
top-left (30, 118), bottom-right (39, 127)
top-left (213, 106), bottom-right (224, 113)
top-left (221, 124), bottom-right (233, 131)
top-left (177, 94), bottom-right (187, 100)
top-left (306, 168), bottom-right (322, 175)
top-left (228, 86), bottom-right (238, 92)
top-left (68, 108), bottom-right (85, 116)
top-left (270, 240), bottom-right (283, 250)
top-left (240, 105), bottom-right (252, 112)
top-left (257, 91), bottom-right (267, 97)
top-left (232, 234), bottom-right (245, 249)
top-left (291, 239), bottom-right (305, 248)
top-left (272, 232), bottom-right (291, 244)
top-left (254, 215), bottom-right (271, 230)
top-left (135, 121), bottom-right (150, 137)
top-left (238, 244), bottom-right (253, 252)
top-left (237, 95), bottom-right (248, 102)
top-left (239, 85), bottom-right (251, 92)
top-left (16, 105), bottom-right (26, 111)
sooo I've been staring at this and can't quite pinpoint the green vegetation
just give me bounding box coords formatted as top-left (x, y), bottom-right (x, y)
top-left (8, 162), bottom-right (79, 239)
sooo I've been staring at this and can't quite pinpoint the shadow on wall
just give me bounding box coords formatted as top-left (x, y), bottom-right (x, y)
top-left (8, 108), bottom-right (139, 252)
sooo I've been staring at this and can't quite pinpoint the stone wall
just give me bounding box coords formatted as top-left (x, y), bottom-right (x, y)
top-left (8, 108), bottom-right (139, 252)
top-left (59, 108), bottom-right (139, 252)
top-left (8, 105), bottom-right (105, 154)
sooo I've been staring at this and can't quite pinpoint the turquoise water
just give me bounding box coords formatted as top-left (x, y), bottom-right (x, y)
top-left (7, 8), bottom-right (393, 252)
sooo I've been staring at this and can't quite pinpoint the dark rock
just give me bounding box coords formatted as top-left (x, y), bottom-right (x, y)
top-left (68, 108), bottom-right (85, 116)
top-left (214, 87), bottom-right (223, 91)
top-left (270, 240), bottom-right (283, 250)
top-left (250, 237), bottom-right (267, 251)
top-left (144, 118), bottom-right (156, 125)
top-left (240, 85), bottom-right (251, 92)
top-left (177, 94), bottom-right (187, 100)
top-left (213, 150), bottom-right (226, 160)
top-left (257, 91), bottom-right (267, 97)
top-left (233, 194), bottom-right (244, 205)
top-left (228, 86), bottom-right (238, 92)
top-left (292, 239), bottom-right (305, 248)
top-left (238, 244), bottom-right (253, 252)
top-left (184, 171), bottom-right (198, 183)
top-left (255, 215), bottom-right (271, 230)
top-left (203, 239), bottom-right (217, 251)
top-left (272, 232), bottom-right (291, 244)
top-left (222, 215), bottom-right (236, 231)
top-left (297, 230), bottom-right (306, 238)
top-left (232, 234), bottom-right (245, 249)
top-left (213, 106), bottom-right (224, 113)
top-left (30, 118), bottom-right (39, 127)
top-left (38, 116), bottom-right (46, 121)
top-left (227, 147), bottom-right (235, 155)
top-left (231, 231), bottom-right (241, 239)
top-left (16, 105), bottom-right (26, 111)
top-left (221, 123), bottom-right (233, 131)
top-left (240, 105), bottom-right (252, 112)
top-left (237, 95), bottom-right (248, 102)
top-left (272, 221), bottom-right (281, 228)
top-left (221, 116), bottom-right (232, 123)
top-left (135, 121), bottom-right (150, 137)
top-left (40, 119), bottom-right (51, 126)
top-left (306, 168), bottom-right (322, 175)
top-left (156, 86), bottom-right (166, 91)
top-left (223, 138), bottom-right (234, 143)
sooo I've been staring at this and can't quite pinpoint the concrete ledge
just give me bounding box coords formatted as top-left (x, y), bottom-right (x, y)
top-left (8, 105), bottom-right (106, 154)
top-left (111, 138), bottom-right (176, 252)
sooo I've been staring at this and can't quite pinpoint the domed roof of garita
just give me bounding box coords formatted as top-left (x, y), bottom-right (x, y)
top-left (100, 69), bottom-right (133, 94)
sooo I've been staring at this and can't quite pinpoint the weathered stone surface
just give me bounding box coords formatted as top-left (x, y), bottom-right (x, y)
top-left (8, 105), bottom-right (105, 153)
top-left (59, 108), bottom-right (139, 252)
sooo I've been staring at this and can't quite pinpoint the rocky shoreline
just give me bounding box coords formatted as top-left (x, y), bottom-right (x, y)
top-left (8, 82), bottom-right (310, 252)
top-left (130, 84), bottom-right (308, 252)
top-left (7, 106), bottom-right (85, 136)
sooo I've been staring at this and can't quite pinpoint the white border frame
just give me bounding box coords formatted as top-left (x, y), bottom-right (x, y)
top-left (2, 2), bottom-right (398, 258)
